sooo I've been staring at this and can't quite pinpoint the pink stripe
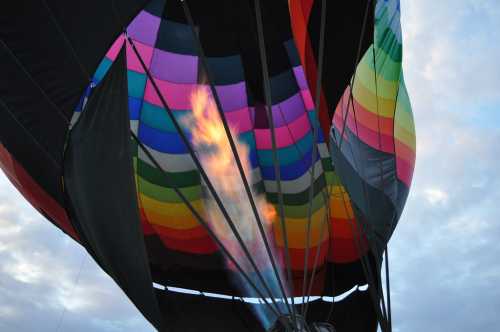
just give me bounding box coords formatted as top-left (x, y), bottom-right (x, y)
top-left (126, 40), bottom-right (153, 74)
top-left (345, 114), bottom-right (395, 153)
top-left (144, 79), bottom-right (197, 110)
top-left (106, 34), bottom-right (125, 61)
top-left (396, 157), bottom-right (413, 187)
top-left (300, 89), bottom-right (314, 110)
top-left (254, 112), bottom-right (310, 149)
top-left (224, 107), bottom-right (253, 134)
top-left (333, 93), bottom-right (395, 153)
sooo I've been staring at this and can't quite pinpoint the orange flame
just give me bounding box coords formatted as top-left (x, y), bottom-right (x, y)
top-left (187, 86), bottom-right (275, 241)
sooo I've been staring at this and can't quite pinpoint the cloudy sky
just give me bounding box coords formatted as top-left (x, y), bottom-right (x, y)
top-left (1, 1), bottom-right (499, 331)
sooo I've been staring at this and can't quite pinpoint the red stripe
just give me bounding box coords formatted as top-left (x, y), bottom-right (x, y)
top-left (152, 225), bottom-right (218, 254)
top-left (0, 144), bottom-right (78, 240)
top-left (289, 0), bottom-right (331, 141)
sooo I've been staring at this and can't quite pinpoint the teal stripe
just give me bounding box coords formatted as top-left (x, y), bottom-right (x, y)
top-left (140, 101), bottom-right (189, 133)
top-left (257, 131), bottom-right (312, 166)
top-left (128, 70), bottom-right (147, 99)
top-left (94, 58), bottom-right (112, 83)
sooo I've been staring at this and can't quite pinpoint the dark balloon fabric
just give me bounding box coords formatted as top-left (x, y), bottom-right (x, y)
top-left (155, 287), bottom-right (376, 332)
top-left (0, 1), bottom-right (413, 331)
top-left (63, 48), bottom-right (163, 330)
top-left (0, 0), bottom-right (149, 237)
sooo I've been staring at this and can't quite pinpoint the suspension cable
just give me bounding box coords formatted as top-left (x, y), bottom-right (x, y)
top-left (334, 0), bottom-right (372, 151)
top-left (301, 0), bottom-right (327, 315)
top-left (0, 39), bottom-right (71, 123)
top-left (338, 84), bottom-right (390, 330)
top-left (180, 1), bottom-right (293, 316)
top-left (324, 0), bottom-right (391, 329)
top-left (384, 247), bottom-right (392, 330)
top-left (40, 0), bottom-right (92, 82)
top-left (253, 0), bottom-right (299, 326)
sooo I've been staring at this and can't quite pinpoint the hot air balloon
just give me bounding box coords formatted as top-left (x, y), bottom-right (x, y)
top-left (0, 0), bottom-right (415, 331)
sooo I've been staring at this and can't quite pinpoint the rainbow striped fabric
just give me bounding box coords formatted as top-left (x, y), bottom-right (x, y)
top-left (72, 0), bottom-right (344, 277)
top-left (72, 0), bottom-right (414, 291)
top-left (330, 0), bottom-right (415, 244)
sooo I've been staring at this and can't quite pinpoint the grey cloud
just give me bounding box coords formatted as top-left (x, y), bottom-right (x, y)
top-left (0, 176), bottom-right (154, 332)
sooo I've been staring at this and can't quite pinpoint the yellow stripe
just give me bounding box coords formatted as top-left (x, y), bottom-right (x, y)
top-left (394, 123), bottom-right (416, 151)
top-left (353, 79), bottom-right (397, 118)
top-left (140, 194), bottom-right (204, 229)
top-left (356, 57), bottom-right (400, 100)
top-left (273, 206), bottom-right (328, 248)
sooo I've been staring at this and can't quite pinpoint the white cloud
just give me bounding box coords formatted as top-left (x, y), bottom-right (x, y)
top-left (0, 175), bottom-right (154, 332)
top-left (423, 188), bottom-right (449, 205)
top-left (388, 1), bottom-right (500, 331)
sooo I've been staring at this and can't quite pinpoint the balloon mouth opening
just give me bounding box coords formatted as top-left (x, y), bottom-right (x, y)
top-left (268, 315), bottom-right (336, 332)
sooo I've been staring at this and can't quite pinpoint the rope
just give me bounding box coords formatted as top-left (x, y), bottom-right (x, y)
top-left (180, 0), bottom-right (293, 316)
top-left (334, 0), bottom-right (373, 151)
top-left (55, 253), bottom-right (86, 332)
top-left (0, 39), bottom-right (71, 124)
top-left (0, 98), bottom-right (61, 168)
top-left (40, 0), bottom-right (91, 82)
top-left (326, 0), bottom-right (391, 330)
top-left (301, 0), bottom-right (327, 315)
top-left (252, 0), bottom-right (298, 326)
top-left (384, 247), bottom-right (392, 330)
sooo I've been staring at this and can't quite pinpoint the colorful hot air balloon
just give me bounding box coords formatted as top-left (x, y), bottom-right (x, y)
top-left (0, 0), bottom-right (414, 331)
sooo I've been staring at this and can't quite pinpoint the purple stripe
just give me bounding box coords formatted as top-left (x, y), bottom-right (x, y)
top-left (215, 82), bottom-right (247, 111)
top-left (150, 49), bottom-right (198, 84)
top-left (127, 11), bottom-right (161, 46)
top-left (293, 66), bottom-right (308, 90)
top-left (271, 92), bottom-right (306, 127)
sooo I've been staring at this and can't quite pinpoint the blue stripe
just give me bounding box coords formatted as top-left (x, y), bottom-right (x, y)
top-left (260, 148), bottom-right (320, 181)
top-left (129, 97), bottom-right (142, 120)
top-left (138, 122), bottom-right (189, 154)
top-left (94, 58), bottom-right (112, 83)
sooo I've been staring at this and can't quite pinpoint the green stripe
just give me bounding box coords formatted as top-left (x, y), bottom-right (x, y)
top-left (137, 176), bottom-right (202, 203)
top-left (136, 157), bottom-right (201, 188)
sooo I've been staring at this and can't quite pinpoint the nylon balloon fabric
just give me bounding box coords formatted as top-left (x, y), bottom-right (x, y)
top-left (71, 0), bottom-right (372, 298)
top-left (329, 0), bottom-right (415, 253)
top-left (0, 0), bottom-right (414, 331)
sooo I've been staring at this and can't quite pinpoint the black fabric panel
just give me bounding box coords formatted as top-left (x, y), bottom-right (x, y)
top-left (330, 137), bottom-right (401, 253)
top-left (0, 0), bottom-right (149, 117)
top-left (0, 45), bottom-right (68, 204)
top-left (324, 259), bottom-right (372, 296)
top-left (308, 0), bottom-right (375, 119)
top-left (0, 0), bottom-right (149, 202)
top-left (163, 0), bottom-right (294, 104)
top-left (0, 96), bottom-right (65, 204)
top-left (63, 48), bottom-right (163, 331)
top-left (332, 127), bottom-right (400, 206)
top-left (157, 289), bottom-right (261, 332)
top-left (156, 288), bottom-right (377, 332)
top-left (306, 290), bottom-right (378, 332)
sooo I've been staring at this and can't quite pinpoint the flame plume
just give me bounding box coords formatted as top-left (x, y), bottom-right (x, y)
top-left (186, 86), bottom-right (287, 328)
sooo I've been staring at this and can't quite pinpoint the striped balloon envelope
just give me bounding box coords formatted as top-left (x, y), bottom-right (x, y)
top-left (0, 0), bottom-right (414, 331)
